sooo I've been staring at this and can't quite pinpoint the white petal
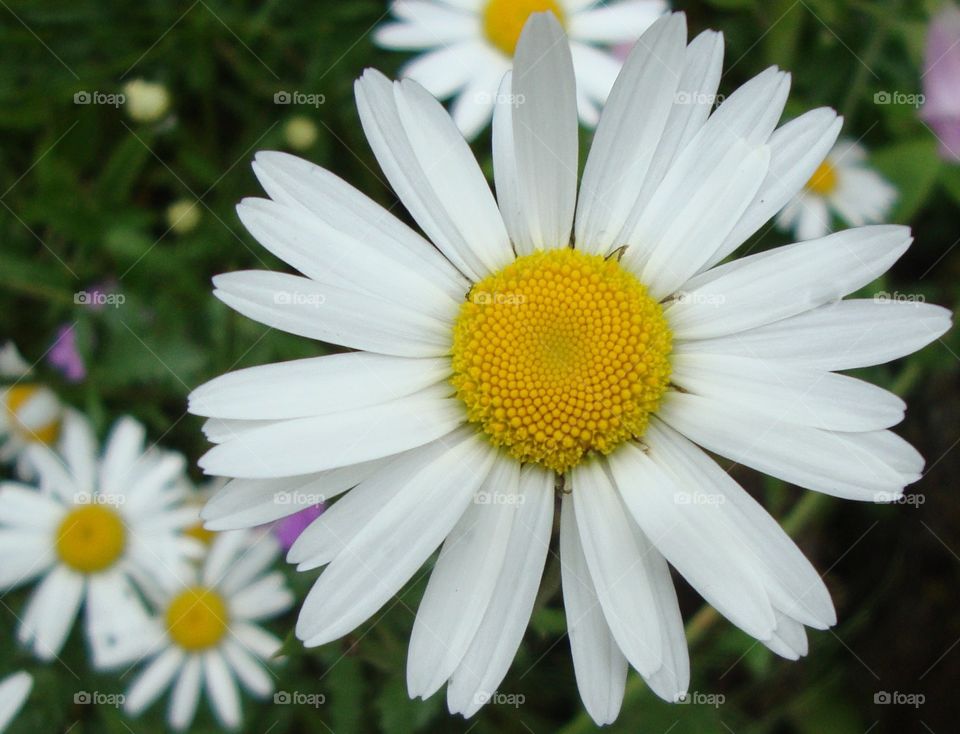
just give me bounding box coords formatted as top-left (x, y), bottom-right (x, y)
top-left (125, 647), bottom-right (185, 715)
top-left (668, 225), bottom-right (913, 340)
top-left (446, 464), bottom-right (554, 717)
top-left (374, 2), bottom-right (478, 48)
top-left (230, 572), bottom-right (293, 621)
top-left (296, 431), bottom-right (496, 646)
top-left (203, 530), bottom-right (251, 585)
top-left (86, 570), bottom-right (157, 669)
top-left (202, 460), bottom-right (386, 530)
top-left (571, 461), bottom-right (663, 676)
top-left (659, 391), bottom-right (921, 500)
top-left (709, 108), bottom-right (842, 269)
top-left (198, 387), bottom-right (464, 478)
top-left (190, 352), bottom-right (450, 420)
top-left (407, 455), bottom-right (519, 698)
top-left (574, 14), bottom-right (687, 256)
top-left (168, 655), bottom-right (202, 731)
top-left (568, 0), bottom-right (666, 43)
top-left (670, 353), bottom-right (906, 431)
top-left (213, 270), bottom-right (452, 358)
top-left (22, 443), bottom-right (77, 503)
top-left (204, 649), bottom-right (242, 730)
top-left (0, 671), bottom-right (32, 732)
top-left (559, 493), bottom-right (627, 726)
top-left (220, 538), bottom-right (282, 596)
top-left (0, 528), bottom-right (55, 587)
top-left (507, 12), bottom-right (578, 253)
top-left (100, 416), bottom-right (146, 496)
top-left (251, 151), bottom-right (467, 298)
top-left (19, 565), bottom-right (85, 660)
top-left (222, 638), bottom-right (274, 697)
top-left (0, 484), bottom-right (62, 532)
top-left (569, 42), bottom-right (620, 104)
top-left (399, 42), bottom-right (490, 98)
top-left (355, 69), bottom-right (513, 281)
top-left (448, 58), bottom-right (505, 140)
top-left (236, 198), bottom-right (459, 322)
top-left (674, 299), bottom-right (952, 371)
top-left (59, 412), bottom-right (97, 494)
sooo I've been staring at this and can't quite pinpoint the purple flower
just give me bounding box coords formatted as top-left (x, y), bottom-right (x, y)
top-left (922, 4), bottom-right (960, 161)
top-left (272, 504), bottom-right (325, 550)
top-left (48, 324), bottom-right (85, 382)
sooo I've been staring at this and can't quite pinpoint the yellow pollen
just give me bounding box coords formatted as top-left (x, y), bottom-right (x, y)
top-left (806, 160), bottom-right (838, 196)
top-left (482, 0), bottom-right (565, 57)
top-left (451, 248), bottom-right (672, 474)
top-left (184, 521), bottom-right (217, 545)
top-left (166, 586), bottom-right (230, 651)
top-left (56, 505), bottom-right (126, 574)
top-left (5, 384), bottom-right (60, 445)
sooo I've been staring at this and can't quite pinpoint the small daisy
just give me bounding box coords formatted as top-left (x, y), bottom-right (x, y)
top-left (776, 139), bottom-right (897, 241)
top-left (190, 12), bottom-right (951, 724)
top-left (375, 0), bottom-right (666, 138)
top-left (124, 529), bottom-right (293, 731)
top-left (0, 342), bottom-right (62, 471)
top-left (0, 413), bottom-right (201, 667)
top-left (0, 672), bottom-right (31, 733)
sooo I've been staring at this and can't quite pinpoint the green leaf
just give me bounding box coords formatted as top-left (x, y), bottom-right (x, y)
top-left (871, 138), bottom-right (942, 223)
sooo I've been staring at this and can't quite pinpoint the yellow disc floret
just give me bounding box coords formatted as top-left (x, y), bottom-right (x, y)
top-left (166, 586), bottom-right (230, 651)
top-left (451, 248), bottom-right (672, 474)
top-left (806, 160), bottom-right (838, 196)
top-left (56, 504), bottom-right (126, 574)
top-left (482, 0), bottom-right (565, 57)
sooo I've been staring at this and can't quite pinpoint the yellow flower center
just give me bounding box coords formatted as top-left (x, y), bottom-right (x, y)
top-left (806, 160), bottom-right (838, 196)
top-left (184, 521), bottom-right (216, 545)
top-left (56, 505), bottom-right (126, 574)
top-left (451, 249), bottom-right (672, 474)
top-left (482, 0), bottom-right (565, 57)
top-left (166, 586), bottom-right (230, 651)
top-left (5, 384), bottom-right (60, 445)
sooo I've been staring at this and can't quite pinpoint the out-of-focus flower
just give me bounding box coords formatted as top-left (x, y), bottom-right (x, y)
top-left (166, 199), bottom-right (201, 235)
top-left (921, 4), bottom-right (960, 161)
top-left (123, 79), bottom-right (170, 123)
top-left (0, 671), bottom-right (31, 733)
top-left (48, 324), bottom-right (86, 383)
top-left (272, 503), bottom-right (324, 550)
top-left (124, 529), bottom-right (293, 731)
top-left (0, 341), bottom-right (62, 469)
top-left (0, 414), bottom-right (202, 668)
top-left (374, 0), bottom-right (667, 138)
top-left (776, 140), bottom-right (897, 241)
top-left (283, 115), bottom-right (319, 151)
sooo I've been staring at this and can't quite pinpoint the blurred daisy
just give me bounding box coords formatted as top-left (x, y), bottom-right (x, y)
top-left (190, 12), bottom-right (950, 725)
top-left (0, 672), bottom-right (31, 733)
top-left (0, 413), bottom-right (201, 667)
top-left (375, 0), bottom-right (666, 138)
top-left (0, 342), bottom-right (62, 471)
top-left (124, 529), bottom-right (292, 731)
top-left (776, 140), bottom-right (897, 241)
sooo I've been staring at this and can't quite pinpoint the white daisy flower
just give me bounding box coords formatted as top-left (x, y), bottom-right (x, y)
top-left (188, 12), bottom-right (951, 725)
top-left (776, 139), bottom-right (898, 241)
top-left (374, 0), bottom-right (667, 138)
top-left (0, 413), bottom-right (201, 668)
top-left (0, 672), bottom-right (31, 733)
top-left (124, 529), bottom-right (293, 731)
top-left (0, 342), bottom-right (63, 472)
